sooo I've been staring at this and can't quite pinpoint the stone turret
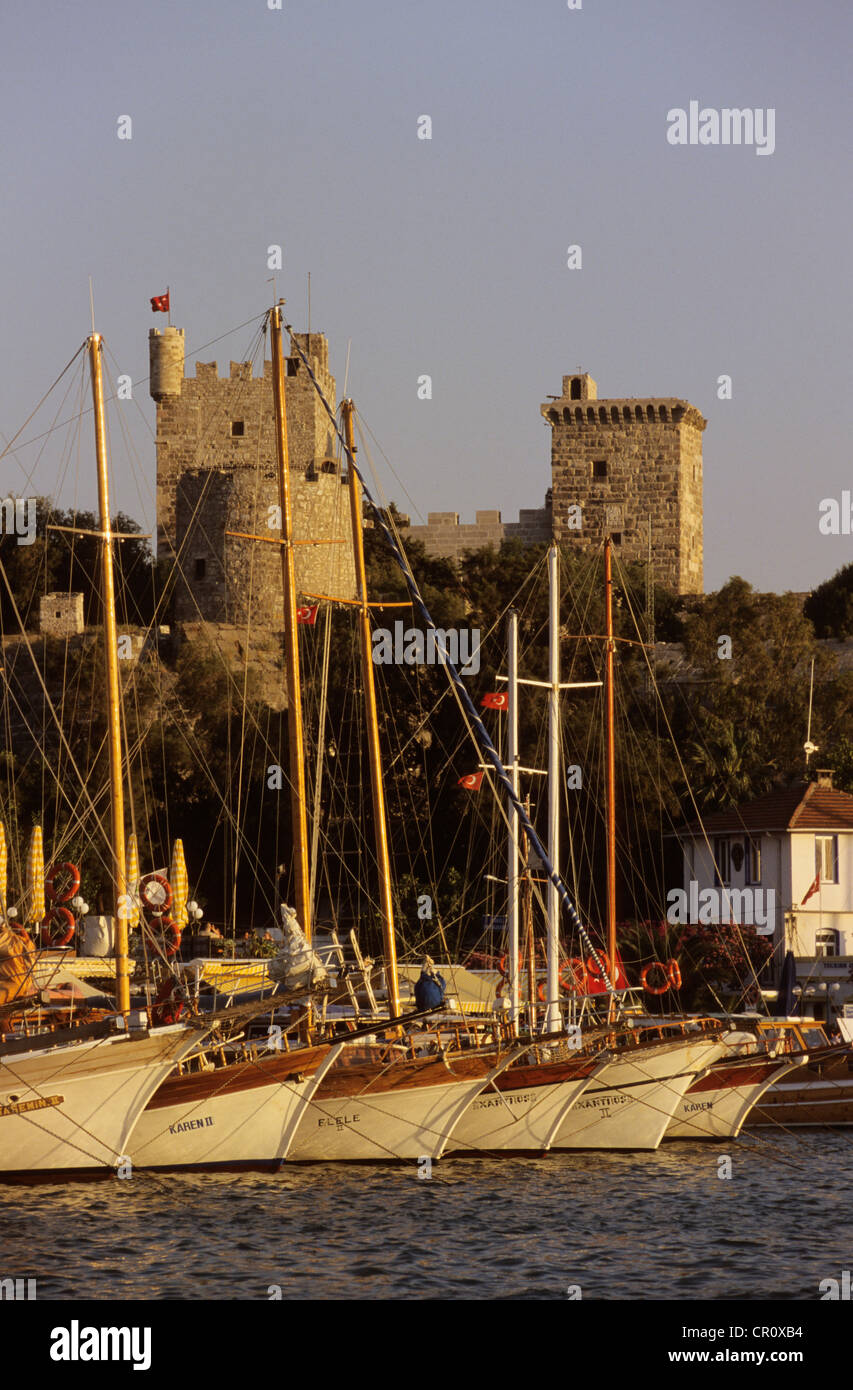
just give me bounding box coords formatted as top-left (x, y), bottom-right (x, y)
top-left (149, 327), bottom-right (185, 402)
top-left (542, 374), bottom-right (705, 594)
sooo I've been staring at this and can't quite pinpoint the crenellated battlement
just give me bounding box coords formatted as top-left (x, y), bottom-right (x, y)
top-left (542, 397), bottom-right (706, 432)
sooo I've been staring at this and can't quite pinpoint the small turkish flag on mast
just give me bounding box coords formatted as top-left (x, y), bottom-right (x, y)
top-left (481, 692), bottom-right (508, 710)
top-left (458, 772), bottom-right (484, 790)
top-left (150, 292), bottom-right (170, 313)
top-left (296, 604), bottom-right (319, 625)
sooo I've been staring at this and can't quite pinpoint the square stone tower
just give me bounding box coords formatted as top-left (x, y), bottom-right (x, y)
top-left (542, 373), bottom-right (705, 593)
top-left (150, 326), bottom-right (355, 629)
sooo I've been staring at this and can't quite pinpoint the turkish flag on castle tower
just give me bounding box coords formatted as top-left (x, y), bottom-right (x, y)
top-left (150, 292), bottom-right (170, 313)
top-left (296, 604), bottom-right (319, 625)
top-left (481, 692), bottom-right (508, 710)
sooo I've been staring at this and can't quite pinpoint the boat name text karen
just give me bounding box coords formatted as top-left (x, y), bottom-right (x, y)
top-left (169, 1116), bottom-right (214, 1134)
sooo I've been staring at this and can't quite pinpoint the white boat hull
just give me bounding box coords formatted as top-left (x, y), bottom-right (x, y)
top-left (447, 1054), bottom-right (606, 1153)
top-left (550, 1037), bottom-right (724, 1151)
top-left (0, 1025), bottom-right (204, 1175)
top-left (130, 1043), bottom-right (343, 1168)
top-left (287, 1045), bottom-right (523, 1161)
top-left (665, 1058), bottom-right (798, 1139)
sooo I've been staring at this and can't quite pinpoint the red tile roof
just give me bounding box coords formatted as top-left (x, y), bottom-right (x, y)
top-left (680, 783), bottom-right (853, 836)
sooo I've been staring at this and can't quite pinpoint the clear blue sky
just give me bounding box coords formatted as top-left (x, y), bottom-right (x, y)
top-left (2, 0), bottom-right (850, 593)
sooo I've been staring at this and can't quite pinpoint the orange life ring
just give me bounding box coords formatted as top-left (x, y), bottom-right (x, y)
top-left (559, 957), bottom-right (588, 994)
top-left (40, 906), bottom-right (75, 948)
top-left (641, 961), bottom-right (669, 995)
top-left (586, 951), bottom-right (611, 981)
top-left (44, 862), bottom-right (80, 904)
top-left (139, 873), bottom-right (172, 913)
top-left (667, 959), bottom-right (682, 990)
top-left (497, 953), bottom-right (526, 979)
top-left (144, 915), bottom-right (182, 959)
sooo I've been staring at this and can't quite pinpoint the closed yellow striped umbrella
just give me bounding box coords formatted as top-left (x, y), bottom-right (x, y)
top-left (0, 822), bottom-right (6, 914)
top-left (26, 826), bottom-right (45, 925)
top-left (126, 832), bottom-right (140, 928)
top-left (170, 839), bottom-right (188, 926)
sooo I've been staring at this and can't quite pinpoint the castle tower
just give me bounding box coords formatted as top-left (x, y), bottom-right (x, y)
top-left (542, 373), bottom-right (705, 593)
top-left (149, 326), bottom-right (355, 630)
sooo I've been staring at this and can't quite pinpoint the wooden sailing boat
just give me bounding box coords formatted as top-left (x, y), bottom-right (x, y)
top-left (0, 329), bottom-right (211, 1176)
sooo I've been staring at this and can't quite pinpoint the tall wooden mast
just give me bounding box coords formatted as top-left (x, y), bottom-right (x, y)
top-left (604, 535), bottom-right (617, 975)
top-left (88, 333), bottom-right (129, 1014)
top-left (506, 608), bottom-right (521, 1033)
top-left (342, 400), bottom-right (400, 1017)
top-left (270, 304), bottom-right (312, 940)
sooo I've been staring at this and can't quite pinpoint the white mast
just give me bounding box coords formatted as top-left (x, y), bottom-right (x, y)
top-left (507, 609), bottom-right (520, 1033)
top-left (545, 544), bottom-right (561, 1033)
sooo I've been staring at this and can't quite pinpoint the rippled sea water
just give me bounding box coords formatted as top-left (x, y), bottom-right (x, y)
top-left (3, 1131), bottom-right (850, 1300)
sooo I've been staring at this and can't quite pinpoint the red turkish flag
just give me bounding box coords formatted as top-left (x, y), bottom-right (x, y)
top-left (585, 948), bottom-right (629, 994)
top-left (458, 772), bottom-right (484, 790)
top-left (150, 292), bottom-right (170, 313)
top-left (481, 692), bottom-right (508, 710)
top-left (801, 871), bottom-right (820, 905)
top-left (296, 604), bottom-right (319, 625)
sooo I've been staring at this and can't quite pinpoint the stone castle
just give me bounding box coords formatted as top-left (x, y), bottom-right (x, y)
top-left (402, 372), bottom-right (705, 593)
top-left (149, 324), bottom-right (355, 632)
top-left (150, 330), bottom-right (706, 620)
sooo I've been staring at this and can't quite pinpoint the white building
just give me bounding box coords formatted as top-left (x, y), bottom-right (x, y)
top-left (675, 771), bottom-right (853, 1023)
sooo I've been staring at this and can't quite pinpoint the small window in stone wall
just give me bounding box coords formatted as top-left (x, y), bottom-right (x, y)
top-left (195, 558), bottom-right (206, 580)
top-left (570, 378), bottom-right (582, 400)
top-left (55, 610), bottom-right (62, 619)
top-left (592, 459), bottom-right (607, 478)
top-left (610, 533), bottom-right (622, 545)
top-left (287, 359), bottom-right (299, 377)
top-left (231, 421), bottom-right (245, 437)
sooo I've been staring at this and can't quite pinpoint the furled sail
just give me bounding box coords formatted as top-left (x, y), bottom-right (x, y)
top-left (268, 904), bottom-right (329, 992)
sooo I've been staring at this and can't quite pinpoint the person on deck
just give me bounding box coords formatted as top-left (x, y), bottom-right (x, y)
top-left (414, 955), bottom-right (446, 1012)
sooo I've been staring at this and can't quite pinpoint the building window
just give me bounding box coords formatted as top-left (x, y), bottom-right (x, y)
top-left (592, 459), bottom-right (607, 478)
top-left (815, 928), bottom-right (839, 959)
top-left (194, 558), bottom-right (206, 580)
top-left (610, 533), bottom-right (622, 545)
top-left (231, 420), bottom-right (245, 437)
top-left (570, 378), bottom-right (582, 400)
top-left (713, 837), bottom-right (731, 886)
top-left (815, 835), bottom-right (838, 884)
top-left (745, 838), bottom-right (761, 885)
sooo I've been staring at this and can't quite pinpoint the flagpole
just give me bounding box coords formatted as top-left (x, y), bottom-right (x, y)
top-left (342, 399), bottom-right (400, 1018)
top-left (507, 608), bottom-right (520, 1034)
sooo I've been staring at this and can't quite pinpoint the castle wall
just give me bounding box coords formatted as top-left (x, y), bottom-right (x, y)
top-left (39, 592), bottom-right (84, 637)
top-left (404, 505), bottom-right (552, 559)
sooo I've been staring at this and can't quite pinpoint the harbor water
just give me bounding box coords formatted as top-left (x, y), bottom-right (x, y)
top-left (3, 1131), bottom-right (850, 1301)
